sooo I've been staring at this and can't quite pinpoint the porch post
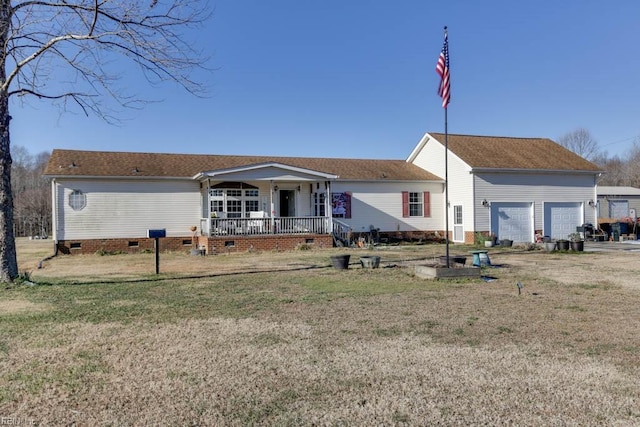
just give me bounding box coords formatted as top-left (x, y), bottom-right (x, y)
top-left (326, 181), bottom-right (332, 234)
top-left (270, 181), bottom-right (276, 233)
top-left (203, 178), bottom-right (211, 236)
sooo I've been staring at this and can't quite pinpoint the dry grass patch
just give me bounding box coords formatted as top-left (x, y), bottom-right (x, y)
top-left (0, 299), bottom-right (51, 315)
top-left (2, 243), bottom-right (640, 424)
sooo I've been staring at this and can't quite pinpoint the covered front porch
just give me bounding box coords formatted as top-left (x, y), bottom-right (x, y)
top-left (195, 161), bottom-right (351, 247)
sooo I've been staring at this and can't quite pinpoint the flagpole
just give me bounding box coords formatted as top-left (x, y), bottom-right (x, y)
top-left (444, 100), bottom-right (450, 268)
top-left (442, 25), bottom-right (450, 268)
top-left (436, 25), bottom-right (450, 267)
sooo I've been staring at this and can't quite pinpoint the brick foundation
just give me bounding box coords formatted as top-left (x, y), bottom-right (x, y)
top-left (204, 234), bottom-right (333, 254)
top-left (56, 234), bottom-right (334, 255)
top-left (56, 236), bottom-right (198, 255)
top-left (56, 229), bottom-right (455, 255)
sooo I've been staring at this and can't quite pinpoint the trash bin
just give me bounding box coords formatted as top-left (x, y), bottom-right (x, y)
top-left (611, 223), bottom-right (621, 241)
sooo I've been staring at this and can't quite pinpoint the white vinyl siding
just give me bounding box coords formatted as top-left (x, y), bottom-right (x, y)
top-left (409, 137), bottom-right (474, 233)
top-left (54, 179), bottom-right (201, 240)
top-left (474, 173), bottom-right (596, 236)
top-left (331, 181), bottom-right (442, 233)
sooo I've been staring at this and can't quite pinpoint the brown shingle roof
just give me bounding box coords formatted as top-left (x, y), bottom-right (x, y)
top-left (44, 150), bottom-right (442, 181)
top-left (428, 133), bottom-right (602, 171)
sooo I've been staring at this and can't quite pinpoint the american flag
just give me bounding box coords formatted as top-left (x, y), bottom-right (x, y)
top-left (436, 29), bottom-right (450, 108)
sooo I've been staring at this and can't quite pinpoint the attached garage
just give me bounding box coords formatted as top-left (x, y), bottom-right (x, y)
top-left (544, 202), bottom-right (583, 240)
top-left (491, 202), bottom-right (533, 243)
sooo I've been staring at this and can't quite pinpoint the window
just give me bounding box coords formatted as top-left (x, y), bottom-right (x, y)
top-left (409, 192), bottom-right (422, 216)
top-left (453, 205), bottom-right (463, 242)
top-left (209, 184), bottom-right (261, 218)
top-left (226, 189), bottom-right (242, 218)
top-left (243, 189), bottom-right (259, 217)
top-left (402, 191), bottom-right (430, 218)
top-left (453, 205), bottom-right (463, 225)
top-left (69, 190), bottom-right (86, 211)
top-left (209, 189), bottom-right (224, 215)
top-left (313, 192), bottom-right (326, 216)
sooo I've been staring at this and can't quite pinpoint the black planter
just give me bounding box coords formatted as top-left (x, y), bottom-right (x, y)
top-left (570, 241), bottom-right (584, 252)
top-left (330, 254), bottom-right (351, 269)
top-left (556, 240), bottom-right (570, 251)
top-left (500, 239), bottom-right (513, 247)
top-left (438, 255), bottom-right (466, 266)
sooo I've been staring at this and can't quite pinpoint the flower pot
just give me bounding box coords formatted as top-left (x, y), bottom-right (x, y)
top-left (484, 240), bottom-right (494, 248)
top-left (543, 242), bottom-right (556, 252)
top-left (360, 256), bottom-right (380, 269)
top-left (330, 254), bottom-right (351, 269)
top-left (556, 240), bottom-right (570, 251)
top-left (500, 239), bottom-right (513, 247)
top-left (570, 241), bottom-right (584, 252)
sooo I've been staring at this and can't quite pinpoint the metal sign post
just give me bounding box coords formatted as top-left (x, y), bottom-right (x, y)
top-left (147, 229), bottom-right (166, 274)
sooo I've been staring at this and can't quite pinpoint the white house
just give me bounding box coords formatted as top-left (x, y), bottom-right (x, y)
top-left (43, 132), bottom-right (602, 254)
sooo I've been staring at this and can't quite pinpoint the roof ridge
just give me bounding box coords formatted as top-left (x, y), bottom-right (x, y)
top-left (50, 148), bottom-right (407, 163)
top-left (429, 132), bottom-right (550, 141)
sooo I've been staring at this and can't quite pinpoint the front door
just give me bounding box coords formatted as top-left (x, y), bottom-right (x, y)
top-left (279, 190), bottom-right (296, 217)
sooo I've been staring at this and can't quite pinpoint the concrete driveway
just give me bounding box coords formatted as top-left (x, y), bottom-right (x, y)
top-left (584, 239), bottom-right (640, 252)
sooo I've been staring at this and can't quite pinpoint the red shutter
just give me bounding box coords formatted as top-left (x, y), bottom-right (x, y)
top-left (423, 192), bottom-right (431, 217)
top-left (402, 191), bottom-right (409, 218)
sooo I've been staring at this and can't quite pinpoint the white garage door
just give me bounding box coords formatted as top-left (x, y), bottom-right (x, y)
top-left (544, 202), bottom-right (582, 240)
top-left (491, 202), bottom-right (533, 243)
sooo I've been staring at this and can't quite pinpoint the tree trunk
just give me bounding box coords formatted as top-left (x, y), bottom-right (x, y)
top-left (0, 0), bottom-right (18, 282)
top-left (0, 91), bottom-right (17, 282)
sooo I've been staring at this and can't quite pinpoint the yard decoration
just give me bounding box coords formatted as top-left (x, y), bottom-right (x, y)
top-left (189, 226), bottom-right (202, 256)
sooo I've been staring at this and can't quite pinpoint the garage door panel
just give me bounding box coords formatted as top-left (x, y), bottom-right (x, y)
top-left (491, 202), bottom-right (533, 243)
top-left (544, 202), bottom-right (582, 240)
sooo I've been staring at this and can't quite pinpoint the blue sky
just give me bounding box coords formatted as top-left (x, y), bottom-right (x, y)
top-left (11, 0), bottom-right (640, 160)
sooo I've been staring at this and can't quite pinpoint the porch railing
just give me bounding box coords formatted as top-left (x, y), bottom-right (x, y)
top-left (332, 219), bottom-right (352, 246)
top-left (208, 216), bottom-right (331, 236)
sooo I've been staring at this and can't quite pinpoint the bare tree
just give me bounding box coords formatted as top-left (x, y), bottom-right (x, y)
top-left (11, 146), bottom-right (50, 238)
top-left (0, 1), bottom-right (210, 282)
top-left (593, 153), bottom-right (624, 186)
top-left (557, 128), bottom-right (600, 162)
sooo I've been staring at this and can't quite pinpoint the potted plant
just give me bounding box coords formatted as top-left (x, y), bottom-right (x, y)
top-left (556, 239), bottom-right (570, 251)
top-left (543, 240), bottom-right (556, 252)
top-left (474, 232), bottom-right (493, 248)
top-left (568, 232), bottom-right (584, 252)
